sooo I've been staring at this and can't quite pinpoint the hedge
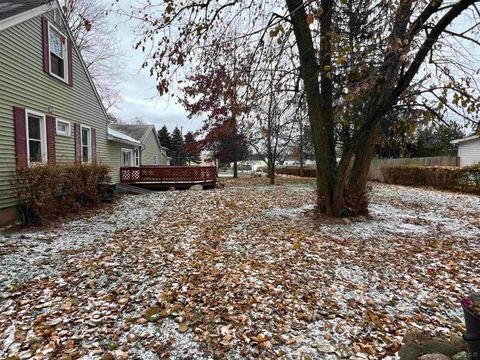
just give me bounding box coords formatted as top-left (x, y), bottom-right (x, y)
top-left (12, 163), bottom-right (111, 226)
top-left (381, 165), bottom-right (480, 193)
top-left (275, 166), bottom-right (317, 177)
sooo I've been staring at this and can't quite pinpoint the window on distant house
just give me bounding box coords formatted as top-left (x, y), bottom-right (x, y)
top-left (48, 24), bottom-right (68, 82)
top-left (26, 111), bottom-right (47, 164)
top-left (56, 119), bottom-right (71, 137)
top-left (133, 148), bottom-right (139, 167)
top-left (81, 126), bottom-right (91, 163)
top-left (121, 149), bottom-right (133, 167)
top-left (154, 155), bottom-right (158, 164)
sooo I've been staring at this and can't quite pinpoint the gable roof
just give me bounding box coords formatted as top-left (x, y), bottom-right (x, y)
top-left (107, 127), bottom-right (142, 147)
top-left (0, 1), bottom-right (53, 30)
top-left (451, 135), bottom-right (479, 145)
top-left (109, 124), bottom-right (164, 150)
top-left (109, 124), bottom-right (154, 143)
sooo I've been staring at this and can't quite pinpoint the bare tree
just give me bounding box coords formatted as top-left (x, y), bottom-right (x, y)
top-left (61, 0), bottom-right (123, 110)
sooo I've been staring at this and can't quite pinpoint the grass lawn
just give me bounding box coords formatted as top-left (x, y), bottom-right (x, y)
top-left (1, 178), bottom-right (479, 359)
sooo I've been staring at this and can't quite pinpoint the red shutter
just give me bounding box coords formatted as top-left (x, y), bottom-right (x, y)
top-left (67, 39), bottom-right (73, 86)
top-left (42, 17), bottom-right (49, 74)
top-left (13, 106), bottom-right (28, 168)
top-left (91, 128), bottom-right (97, 164)
top-left (46, 116), bottom-right (56, 165)
top-left (74, 123), bottom-right (81, 164)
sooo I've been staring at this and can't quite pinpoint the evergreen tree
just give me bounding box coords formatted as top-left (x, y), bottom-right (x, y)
top-left (184, 132), bottom-right (201, 165)
top-left (170, 127), bottom-right (187, 165)
top-left (157, 125), bottom-right (171, 156)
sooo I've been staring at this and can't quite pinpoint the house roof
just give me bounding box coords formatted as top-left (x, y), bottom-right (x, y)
top-left (0, 0), bottom-right (47, 21)
top-left (109, 124), bottom-right (164, 149)
top-left (0, 1), bottom-right (54, 31)
top-left (109, 124), bottom-right (154, 143)
top-left (107, 127), bottom-right (142, 147)
top-left (451, 135), bottom-right (479, 145)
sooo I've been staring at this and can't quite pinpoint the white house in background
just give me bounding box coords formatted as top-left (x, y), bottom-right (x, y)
top-left (451, 135), bottom-right (480, 167)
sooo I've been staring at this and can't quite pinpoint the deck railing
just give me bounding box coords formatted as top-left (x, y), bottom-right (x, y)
top-left (120, 166), bottom-right (217, 185)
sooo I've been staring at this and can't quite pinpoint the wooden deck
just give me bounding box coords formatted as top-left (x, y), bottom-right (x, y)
top-left (120, 166), bottom-right (217, 189)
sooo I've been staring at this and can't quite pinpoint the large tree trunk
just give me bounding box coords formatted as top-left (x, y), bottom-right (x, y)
top-left (287, 0), bottom-right (336, 215)
top-left (286, 0), bottom-right (475, 217)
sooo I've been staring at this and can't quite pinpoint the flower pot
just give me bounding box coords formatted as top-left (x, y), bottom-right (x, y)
top-left (463, 305), bottom-right (480, 360)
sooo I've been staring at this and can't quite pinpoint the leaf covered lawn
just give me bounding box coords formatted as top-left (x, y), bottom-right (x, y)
top-left (1, 178), bottom-right (479, 359)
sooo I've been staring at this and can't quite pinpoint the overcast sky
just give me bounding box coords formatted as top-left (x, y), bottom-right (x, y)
top-left (107, 5), bottom-right (203, 134)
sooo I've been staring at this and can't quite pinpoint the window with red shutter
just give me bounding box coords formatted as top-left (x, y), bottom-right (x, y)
top-left (42, 18), bottom-right (72, 85)
top-left (74, 123), bottom-right (81, 163)
top-left (67, 39), bottom-right (73, 86)
top-left (46, 116), bottom-right (56, 165)
top-left (41, 18), bottom-right (49, 74)
top-left (91, 128), bottom-right (97, 164)
top-left (13, 106), bottom-right (27, 168)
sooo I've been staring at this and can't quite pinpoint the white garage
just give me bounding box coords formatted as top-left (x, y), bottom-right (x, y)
top-left (451, 135), bottom-right (480, 167)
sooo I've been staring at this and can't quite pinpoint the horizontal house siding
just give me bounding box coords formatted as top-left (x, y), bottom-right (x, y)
top-left (141, 130), bottom-right (164, 165)
top-left (0, 10), bottom-right (110, 210)
top-left (106, 141), bottom-right (137, 183)
top-left (458, 139), bottom-right (480, 167)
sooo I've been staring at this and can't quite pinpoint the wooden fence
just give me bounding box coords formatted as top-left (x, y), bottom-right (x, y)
top-left (368, 156), bottom-right (459, 182)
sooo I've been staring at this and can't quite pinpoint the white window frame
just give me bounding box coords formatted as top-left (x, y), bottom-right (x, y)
top-left (25, 109), bottom-right (48, 166)
top-left (56, 119), bottom-right (71, 137)
top-left (47, 21), bottom-right (69, 83)
top-left (154, 155), bottom-right (158, 165)
top-left (133, 148), bottom-right (140, 167)
top-left (80, 125), bottom-right (92, 163)
top-left (121, 148), bottom-right (134, 167)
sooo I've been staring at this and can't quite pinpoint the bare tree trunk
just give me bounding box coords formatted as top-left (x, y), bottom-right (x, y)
top-left (287, 0), bottom-right (336, 215)
top-left (233, 160), bottom-right (238, 178)
top-left (268, 155), bottom-right (275, 185)
top-left (299, 120), bottom-right (304, 177)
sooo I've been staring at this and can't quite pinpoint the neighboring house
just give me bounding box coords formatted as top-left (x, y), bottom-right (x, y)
top-left (235, 157), bottom-right (267, 172)
top-left (0, 0), bottom-right (131, 225)
top-left (189, 151), bottom-right (216, 167)
top-left (451, 135), bottom-right (480, 167)
top-left (107, 128), bottom-right (142, 182)
top-left (109, 124), bottom-right (169, 166)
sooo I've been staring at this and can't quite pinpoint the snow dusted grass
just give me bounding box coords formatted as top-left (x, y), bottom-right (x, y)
top-left (0, 179), bottom-right (479, 359)
top-left (0, 193), bottom-right (169, 288)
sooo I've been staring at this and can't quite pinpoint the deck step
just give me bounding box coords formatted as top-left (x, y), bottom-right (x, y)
top-left (115, 184), bottom-right (154, 195)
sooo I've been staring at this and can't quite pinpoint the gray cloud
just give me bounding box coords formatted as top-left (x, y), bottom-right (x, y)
top-left (107, 6), bottom-right (203, 133)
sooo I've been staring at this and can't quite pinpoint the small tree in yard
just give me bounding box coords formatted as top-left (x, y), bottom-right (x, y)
top-left (184, 132), bottom-right (201, 165)
top-left (194, 120), bottom-right (249, 177)
top-left (170, 127), bottom-right (187, 166)
top-left (158, 126), bottom-right (172, 156)
top-left (126, 0), bottom-right (480, 216)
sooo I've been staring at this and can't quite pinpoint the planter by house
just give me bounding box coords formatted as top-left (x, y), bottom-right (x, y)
top-left (462, 294), bottom-right (480, 360)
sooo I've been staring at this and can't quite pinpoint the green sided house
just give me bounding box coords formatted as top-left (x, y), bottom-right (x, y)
top-left (0, 0), bottom-right (139, 225)
top-left (109, 124), bottom-right (170, 166)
